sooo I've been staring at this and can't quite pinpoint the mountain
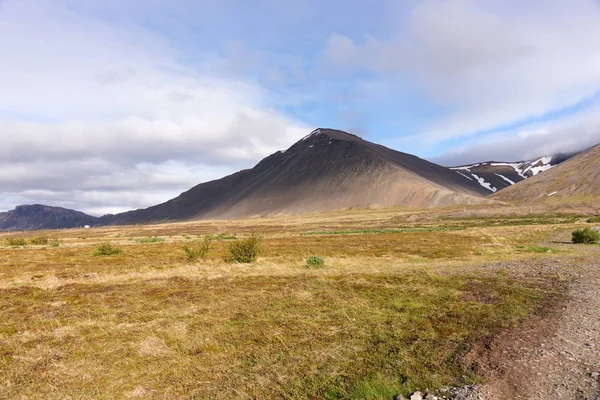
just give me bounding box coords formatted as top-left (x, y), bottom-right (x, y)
top-left (100, 128), bottom-right (492, 224)
top-left (0, 204), bottom-right (98, 232)
top-left (492, 143), bottom-right (600, 203)
top-left (450, 153), bottom-right (576, 193)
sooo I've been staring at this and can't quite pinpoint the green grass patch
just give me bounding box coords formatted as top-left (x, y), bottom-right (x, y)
top-left (516, 245), bottom-right (555, 253)
top-left (303, 227), bottom-right (464, 236)
top-left (135, 236), bottom-right (165, 243)
top-left (206, 233), bottom-right (237, 240)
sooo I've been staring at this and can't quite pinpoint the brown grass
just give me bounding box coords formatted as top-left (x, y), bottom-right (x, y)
top-left (0, 205), bottom-right (594, 399)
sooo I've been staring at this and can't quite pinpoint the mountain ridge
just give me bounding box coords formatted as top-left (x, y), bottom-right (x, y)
top-left (3, 129), bottom-right (593, 232)
top-left (0, 204), bottom-right (98, 232)
top-left (449, 152), bottom-right (577, 193)
top-left (492, 143), bottom-right (600, 203)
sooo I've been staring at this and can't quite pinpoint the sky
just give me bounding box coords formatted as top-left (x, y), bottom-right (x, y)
top-left (1, 0), bottom-right (600, 215)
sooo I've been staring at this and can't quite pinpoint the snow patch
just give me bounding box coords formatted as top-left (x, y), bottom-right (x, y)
top-left (456, 171), bottom-right (473, 181)
top-left (527, 164), bottom-right (553, 176)
top-left (301, 128), bottom-right (321, 141)
top-left (494, 174), bottom-right (515, 185)
top-left (471, 174), bottom-right (497, 193)
top-left (490, 156), bottom-right (555, 179)
top-left (450, 164), bottom-right (480, 171)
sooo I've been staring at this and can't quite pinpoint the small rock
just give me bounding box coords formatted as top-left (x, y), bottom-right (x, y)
top-left (591, 371), bottom-right (600, 379)
top-left (395, 395), bottom-right (406, 400)
top-left (410, 392), bottom-right (423, 400)
top-left (425, 394), bottom-right (438, 400)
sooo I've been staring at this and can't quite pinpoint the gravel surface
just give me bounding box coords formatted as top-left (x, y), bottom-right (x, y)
top-left (456, 256), bottom-right (600, 399)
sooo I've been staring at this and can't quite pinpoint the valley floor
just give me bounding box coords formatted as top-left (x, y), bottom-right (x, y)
top-left (0, 204), bottom-right (599, 399)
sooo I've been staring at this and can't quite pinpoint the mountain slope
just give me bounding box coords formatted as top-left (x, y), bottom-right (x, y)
top-left (450, 153), bottom-right (575, 193)
top-left (492, 143), bottom-right (600, 203)
top-left (0, 204), bottom-right (98, 232)
top-left (101, 129), bottom-right (491, 224)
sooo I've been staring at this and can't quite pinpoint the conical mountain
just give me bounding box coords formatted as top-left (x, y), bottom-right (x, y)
top-left (492, 143), bottom-right (600, 203)
top-left (101, 128), bottom-right (490, 224)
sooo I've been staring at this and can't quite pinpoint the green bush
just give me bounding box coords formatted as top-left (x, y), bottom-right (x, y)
top-left (49, 240), bottom-right (60, 247)
top-left (228, 235), bottom-right (261, 263)
top-left (5, 237), bottom-right (27, 246)
top-left (93, 243), bottom-right (123, 256)
top-left (571, 227), bottom-right (600, 244)
top-left (587, 216), bottom-right (600, 223)
top-left (183, 237), bottom-right (211, 262)
top-left (306, 256), bottom-right (325, 268)
top-left (29, 236), bottom-right (49, 245)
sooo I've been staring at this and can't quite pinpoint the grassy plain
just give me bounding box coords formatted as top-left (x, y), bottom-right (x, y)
top-left (0, 204), bottom-right (598, 399)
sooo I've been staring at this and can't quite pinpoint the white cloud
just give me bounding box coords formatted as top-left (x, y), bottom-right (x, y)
top-left (433, 104), bottom-right (600, 166)
top-left (0, 0), bottom-right (309, 215)
top-left (322, 0), bottom-right (600, 142)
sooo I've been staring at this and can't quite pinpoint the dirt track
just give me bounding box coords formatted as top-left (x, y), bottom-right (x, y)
top-left (463, 255), bottom-right (600, 399)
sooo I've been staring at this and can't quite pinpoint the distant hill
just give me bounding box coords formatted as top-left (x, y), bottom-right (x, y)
top-left (450, 153), bottom-right (576, 193)
top-left (492, 143), bottom-right (600, 203)
top-left (0, 204), bottom-right (98, 232)
top-left (100, 128), bottom-right (492, 225)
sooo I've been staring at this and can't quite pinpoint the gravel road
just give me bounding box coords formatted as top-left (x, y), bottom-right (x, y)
top-left (458, 256), bottom-right (600, 399)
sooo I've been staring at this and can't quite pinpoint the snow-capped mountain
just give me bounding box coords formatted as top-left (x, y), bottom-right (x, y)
top-left (450, 153), bottom-right (576, 193)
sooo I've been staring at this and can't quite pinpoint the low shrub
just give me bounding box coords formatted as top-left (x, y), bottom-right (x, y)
top-left (572, 227), bottom-right (600, 244)
top-left (228, 235), bottom-right (261, 263)
top-left (5, 237), bottom-right (27, 246)
top-left (183, 237), bottom-right (211, 262)
top-left (29, 236), bottom-right (49, 245)
top-left (49, 240), bottom-right (60, 247)
top-left (93, 243), bottom-right (123, 256)
top-left (306, 256), bottom-right (325, 268)
top-left (587, 216), bottom-right (600, 223)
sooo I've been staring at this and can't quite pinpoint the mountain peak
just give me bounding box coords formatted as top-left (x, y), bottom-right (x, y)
top-left (297, 128), bottom-right (364, 145)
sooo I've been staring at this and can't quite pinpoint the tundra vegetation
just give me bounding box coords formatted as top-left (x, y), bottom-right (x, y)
top-left (0, 204), bottom-right (597, 399)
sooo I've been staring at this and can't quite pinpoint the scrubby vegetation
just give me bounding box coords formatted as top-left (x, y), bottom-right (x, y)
top-left (92, 243), bottom-right (123, 256)
top-left (572, 227), bottom-right (600, 244)
top-left (28, 235), bottom-right (49, 245)
top-left (182, 237), bottom-right (211, 261)
top-left (228, 234), bottom-right (261, 263)
top-left (5, 237), bottom-right (26, 246)
top-left (306, 255), bottom-right (325, 267)
top-left (588, 216), bottom-right (600, 223)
